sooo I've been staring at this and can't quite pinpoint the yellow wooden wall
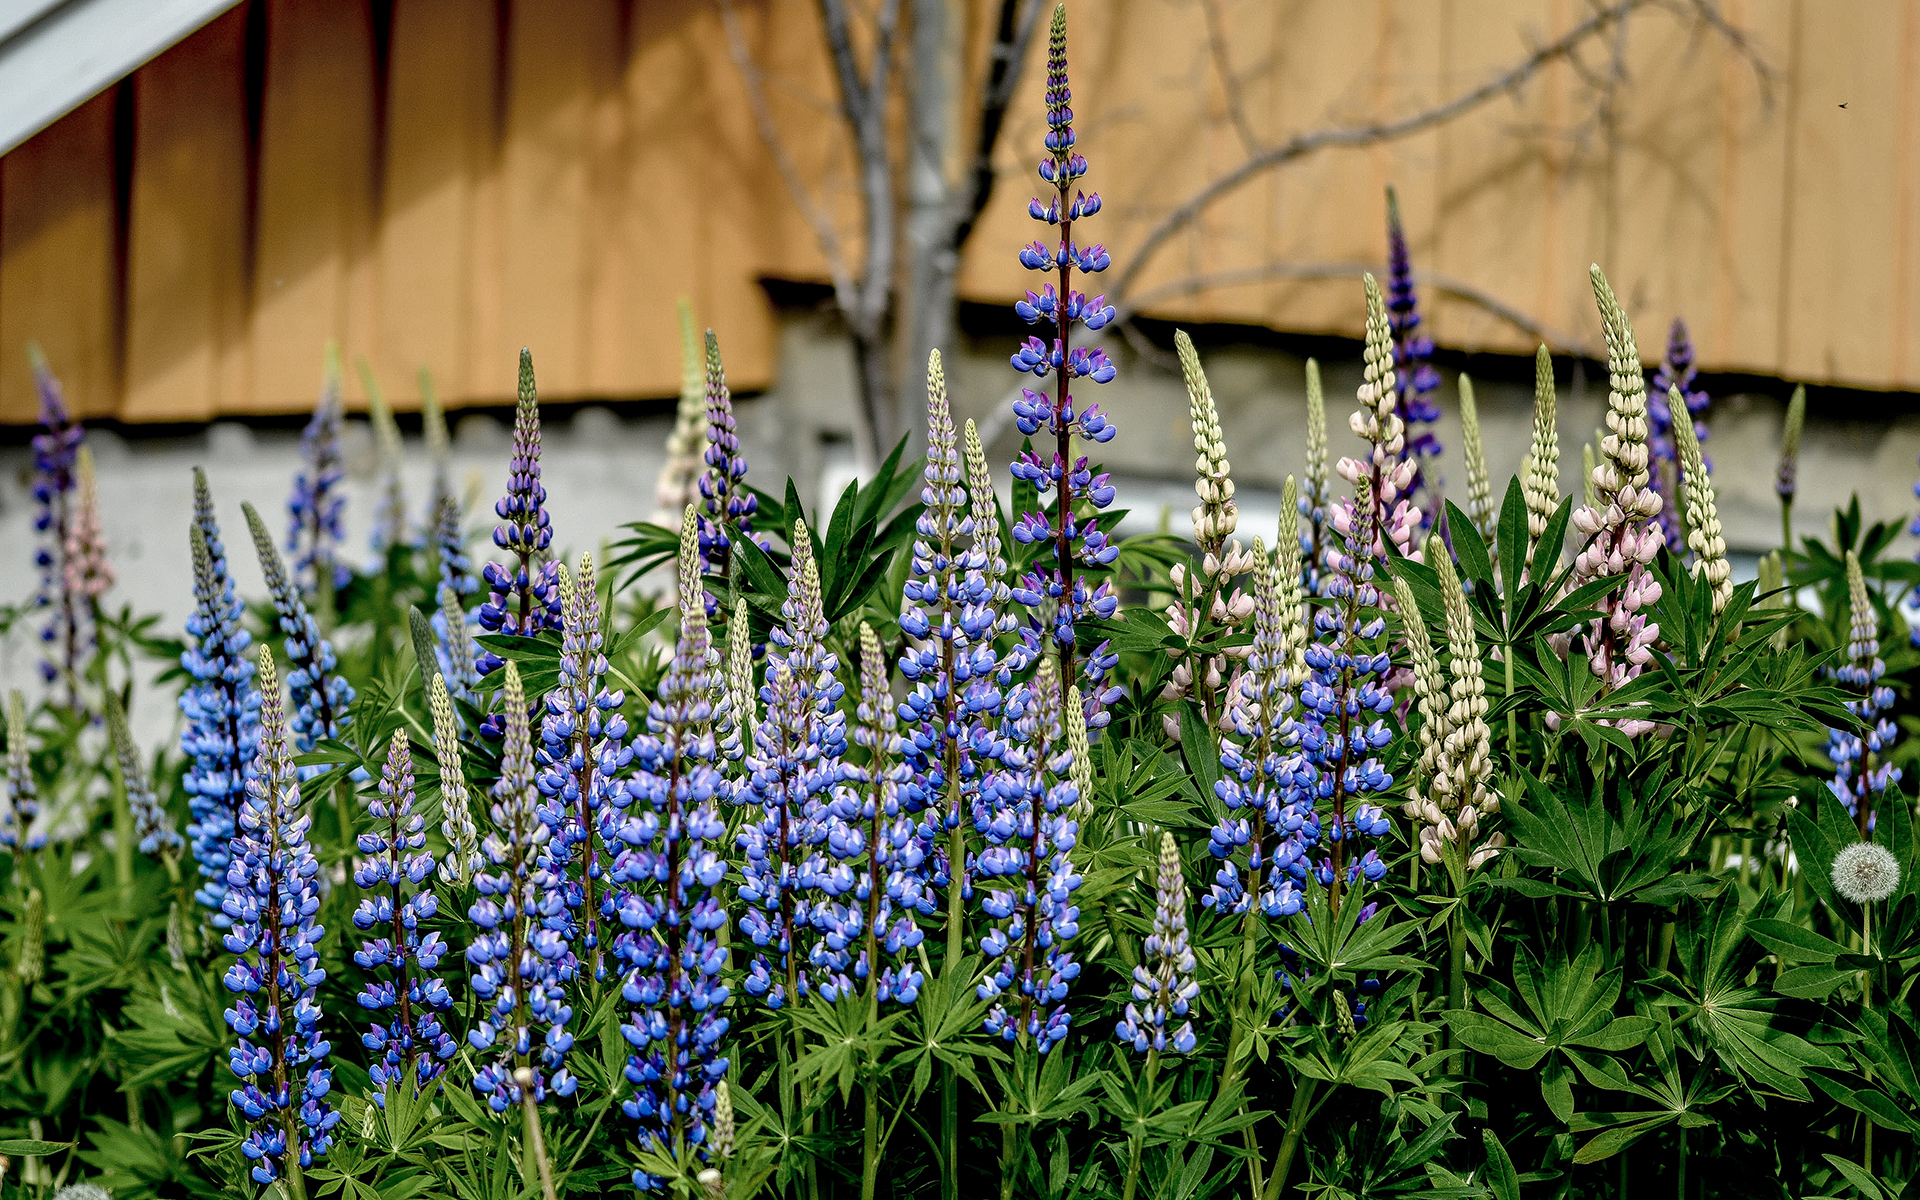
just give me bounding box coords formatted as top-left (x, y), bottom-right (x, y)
top-left (0, 0), bottom-right (1913, 424)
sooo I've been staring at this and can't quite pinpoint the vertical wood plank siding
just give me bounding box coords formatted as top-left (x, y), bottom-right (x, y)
top-left (0, 0), bottom-right (1913, 423)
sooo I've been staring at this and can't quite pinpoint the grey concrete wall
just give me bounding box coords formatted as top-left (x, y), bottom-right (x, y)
top-left (2, 305), bottom-right (1911, 751)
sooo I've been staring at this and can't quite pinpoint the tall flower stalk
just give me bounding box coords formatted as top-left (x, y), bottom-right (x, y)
top-left (1458, 376), bottom-right (1493, 544)
top-left (1160, 333), bottom-right (1255, 737)
top-left (539, 553), bottom-right (630, 983)
top-left (467, 661), bottom-right (577, 1110)
top-left (612, 506), bottom-right (732, 1186)
top-left (1568, 267), bottom-right (1664, 736)
top-left (365, 370), bottom-right (408, 562)
top-left (476, 350), bottom-right (562, 682)
top-left (107, 690), bottom-right (180, 863)
top-left (29, 354), bottom-right (87, 701)
top-left (653, 300), bottom-right (712, 525)
top-left (694, 330), bottom-right (759, 607)
top-left (431, 673), bottom-right (481, 888)
top-left (1829, 552), bottom-right (1899, 835)
top-left (1671, 392), bottom-right (1732, 613)
top-left (1301, 359), bottom-right (1329, 593)
top-left (1649, 317), bottom-right (1710, 552)
top-left (1523, 345), bottom-right (1561, 560)
top-left (353, 730), bottom-right (456, 1103)
top-left (3, 692), bottom-right (43, 852)
top-left (1384, 189), bottom-right (1442, 525)
top-left (221, 647), bottom-right (338, 1192)
top-left (244, 503), bottom-right (354, 755)
top-left (1337, 276), bottom-right (1424, 572)
top-left (1009, 3), bottom-right (1122, 728)
top-left (974, 657), bottom-right (1083, 1053)
top-left (288, 360), bottom-right (348, 622)
top-left (1777, 383), bottom-right (1805, 553)
top-left (182, 471), bottom-right (260, 920)
top-left (66, 446), bottom-right (113, 639)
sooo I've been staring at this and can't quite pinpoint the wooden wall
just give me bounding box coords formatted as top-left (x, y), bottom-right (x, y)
top-left (0, 0), bottom-right (1912, 424)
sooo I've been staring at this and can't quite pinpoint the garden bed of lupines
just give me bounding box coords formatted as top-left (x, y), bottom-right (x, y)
top-left (4, 9), bottom-right (1919, 1199)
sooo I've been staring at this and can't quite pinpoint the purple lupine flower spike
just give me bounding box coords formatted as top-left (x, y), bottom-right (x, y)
top-left (611, 506), bottom-right (733, 1187)
top-left (106, 690), bottom-right (181, 859)
top-left (468, 661), bottom-right (577, 1111)
top-left (220, 647), bottom-right (340, 1184)
top-left (28, 352), bottom-right (88, 698)
top-left (1008, 3), bottom-right (1122, 731)
top-left (738, 522), bottom-right (850, 1008)
top-left (244, 503), bottom-right (354, 756)
top-left (354, 729), bottom-right (456, 1104)
top-left (1648, 316), bottom-right (1711, 551)
top-left (850, 623), bottom-right (931, 1005)
top-left (974, 659), bottom-right (1083, 1053)
top-left (1384, 189), bottom-right (1442, 528)
top-left (538, 553), bottom-right (631, 983)
top-left (287, 363), bottom-right (349, 611)
top-left (476, 349), bottom-right (562, 684)
top-left (1117, 831), bottom-right (1198, 1055)
top-left (182, 470), bottom-right (261, 921)
top-left (695, 330), bottom-right (759, 611)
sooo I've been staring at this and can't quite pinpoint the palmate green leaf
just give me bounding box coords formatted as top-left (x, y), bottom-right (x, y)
top-left (1445, 1012), bottom-right (1550, 1070)
top-left (1748, 918), bottom-right (1850, 963)
top-left (1178, 703), bottom-right (1224, 815)
top-left (1446, 501), bottom-right (1494, 588)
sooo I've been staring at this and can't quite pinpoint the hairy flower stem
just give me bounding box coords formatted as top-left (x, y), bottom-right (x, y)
top-left (515, 1068), bottom-right (560, 1200)
top-left (1448, 918), bottom-right (1467, 1089)
top-left (1265, 1080), bottom-right (1316, 1200)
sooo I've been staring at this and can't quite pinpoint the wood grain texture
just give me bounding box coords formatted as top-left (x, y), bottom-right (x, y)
top-left (0, 0), bottom-right (1912, 425)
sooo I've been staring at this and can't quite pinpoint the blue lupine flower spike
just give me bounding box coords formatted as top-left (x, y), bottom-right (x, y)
top-left (539, 553), bottom-right (631, 983)
top-left (182, 474), bottom-right (261, 921)
top-left (467, 660), bottom-right (577, 1111)
top-left (1010, 3), bottom-right (1122, 731)
top-left (354, 728), bottom-right (456, 1105)
top-left (3, 691), bottom-right (42, 852)
top-left (476, 349), bottom-right (562, 683)
top-left (106, 689), bottom-right (182, 861)
top-left (853, 622), bottom-right (930, 1006)
top-left (220, 646), bottom-right (340, 1185)
top-left (1829, 551), bottom-right (1900, 834)
top-left (244, 502), bottom-right (354, 755)
top-left (1384, 188), bottom-right (1442, 527)
top-left (975, 657), bottom-right (1084, 1053)
top-left (612, 504), bottom-right (733, 1188)
top-left (739, 520), bottom-right (851, 1008)
top-left (1117, 831), bottom-right (1199, 1056)
top-left (287, 357), bottom-right (348, 613)
top-left (1649, 316), bottom-right (1711, 551)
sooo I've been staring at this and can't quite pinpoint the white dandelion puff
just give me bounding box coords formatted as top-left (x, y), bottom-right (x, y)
top-left (1832, 841), bottom-right (1900, 903)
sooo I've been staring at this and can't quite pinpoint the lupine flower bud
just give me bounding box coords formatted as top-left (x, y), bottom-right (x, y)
top-left (65, 446), bottom-right (112, 608)
top-left (1334, 275), bottom-right (1422, 567)
top-left (654, 299), bottom-right (712, 524)
top-left (244, 502), bottom-right (354, 754)
top-left (3, 691), bottom-right (40, 852)
top-left (106, 690), bottom-right (180, 858)
top-left (1648, 317), bottom-right (1710, 551)
top-left (1523, 346), bottom-right (1561, 551)
top-left (1458, 375), bottom-right (1493, 543)
top-left (438, 581), bottom-right (479, 697)
top-left (1066, 685), bottom-right (1093, 818)
top-left (365, 370), bottom-right (407, 561)
top-left (431, 673), bottom-right (481, 887)
top-left (15, 888), bottom-right (43, 984)
top-left (1670, 388), bottom-right (1730, 612)
top-left (712, 1080), bottom-right (735, 1159)
top-left (1117, 831), bottom-right (1198, 1055)
top-left (475, 349), bottom-right (562, 685)
top-left (1301, 359), bottom-right (1329, 588)
top-left (723, 595), bottom-right (755, 762)
top-left (1395, 575), bottom-right (1450, 806)
top-left (695, 330), bottom-right (759, 598)
top-left (1776, 384), bottom-right (1806, 502)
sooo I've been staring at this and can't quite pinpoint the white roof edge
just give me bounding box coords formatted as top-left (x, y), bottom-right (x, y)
top-left (0, 0), bottom-right (242, 157)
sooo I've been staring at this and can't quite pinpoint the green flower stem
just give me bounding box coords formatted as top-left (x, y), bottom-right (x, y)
top-left (1224, 912), bottom-right (1265, 1200)
top-left (1264, 1079), bottom-right (1317, 1200)
top-left (515, 1068), bottom-right (560, 1200)
top-left (1780, 498), bottom-right (1794, 557)
top-left (1121, 1048), bottom-right (1160, 1200)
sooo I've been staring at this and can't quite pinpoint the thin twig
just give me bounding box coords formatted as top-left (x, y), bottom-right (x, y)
top-left (1199, 0), bottom-right (1264, 157)
top-left (717, 0), bottom-right (858, 311)
top-left (1116, 260), bottom-right (1598, 358)
top-left (1110, 0), bottom-right (1665, 305)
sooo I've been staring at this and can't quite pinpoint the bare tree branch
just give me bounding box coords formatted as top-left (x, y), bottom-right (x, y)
top-left (1200, 0), bottom-right (1264, 157)
top-left (953, 0), bottom-right (1047, 248)
top-left (717, 0), bottom-right (858, 313)
top-left (1116, 260), bottom-right (1599, 358)
top-left (1110, 0), bottom-right (1665, 306)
